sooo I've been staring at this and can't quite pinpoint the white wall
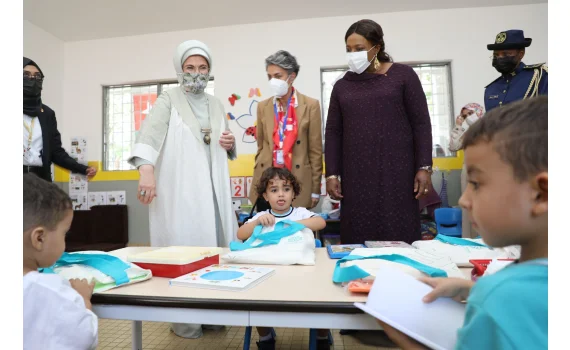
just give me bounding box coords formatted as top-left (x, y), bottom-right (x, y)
top-left (23, 20), bottom-right (65, 118)
top-left (58, 3), bottom-right (547, 160)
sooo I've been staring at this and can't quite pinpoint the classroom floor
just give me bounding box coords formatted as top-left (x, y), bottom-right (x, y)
top-left (96, 319), bottom-right (399, 349)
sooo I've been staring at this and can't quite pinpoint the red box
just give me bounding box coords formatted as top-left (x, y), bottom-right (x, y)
top-left (134, 255), bottom-right (220, 278)
top-left (128, 247), bottom-right (223, 278)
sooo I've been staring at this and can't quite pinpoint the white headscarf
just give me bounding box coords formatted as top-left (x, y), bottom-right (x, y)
top-left (173, 40), bottom-right (212, 74)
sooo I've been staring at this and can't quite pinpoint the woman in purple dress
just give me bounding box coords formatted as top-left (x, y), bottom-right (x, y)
top-left (325, 19), bottom-right (433, 244)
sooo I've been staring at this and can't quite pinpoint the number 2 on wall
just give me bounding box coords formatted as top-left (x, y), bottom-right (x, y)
top-left (230, 177), bottom-right (246, 198)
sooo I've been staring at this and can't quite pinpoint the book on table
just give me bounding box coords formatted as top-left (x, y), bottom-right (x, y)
top-left (169, 264), bottom-right (275, 291)
top-left (364, 241), bottom-right (413, 249)
top-left (355, 267), bottom-right (465, 350)
top-left (326, 244), bottom-right (366, 259)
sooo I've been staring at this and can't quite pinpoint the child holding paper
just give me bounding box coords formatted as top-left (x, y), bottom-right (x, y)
top-left (379, 97), bottom-right (548, 349)
top-left (23, 174), bottom-right (98, 350)
top-left (237, 167), bottom-right (329, 349)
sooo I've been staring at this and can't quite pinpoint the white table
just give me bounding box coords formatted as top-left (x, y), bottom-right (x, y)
top-left (93, 247), bottom-right (471, 349)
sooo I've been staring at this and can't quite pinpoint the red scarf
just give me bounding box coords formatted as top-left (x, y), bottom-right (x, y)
top-left (272, 90), bottom-right (298, 170)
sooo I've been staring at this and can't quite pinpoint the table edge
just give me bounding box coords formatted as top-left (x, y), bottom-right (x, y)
top-left (92, 294), bottom-right (364, 314)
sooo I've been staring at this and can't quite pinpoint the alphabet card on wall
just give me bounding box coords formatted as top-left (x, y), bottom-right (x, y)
top-left (246, 177), bottom-right (253, 197)
top-left (106, 191), bottom-right (127, 205)
top-left (71, 194), bottom-right (88, 211)
top-left (88, 192), bottom-right (107, 209)
top-left (231, 177), bottom-right (246, 198)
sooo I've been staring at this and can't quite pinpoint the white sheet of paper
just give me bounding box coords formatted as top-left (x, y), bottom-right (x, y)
top-left (355, 267), bottom-right (466, 350)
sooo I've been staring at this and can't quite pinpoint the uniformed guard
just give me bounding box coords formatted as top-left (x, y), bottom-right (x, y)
top-left (485, 29), bottom-right (548, 112)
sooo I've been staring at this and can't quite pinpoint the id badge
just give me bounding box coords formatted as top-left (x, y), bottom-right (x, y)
top-left (23, 148), bottom-right (33, 163)
top-left (276, 150), bottom-right (284, 165)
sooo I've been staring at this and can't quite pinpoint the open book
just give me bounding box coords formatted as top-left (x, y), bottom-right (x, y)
top-left (170, 264), bottom-right (275, 292)
top-left (355, 267), bottom-right (466, 350)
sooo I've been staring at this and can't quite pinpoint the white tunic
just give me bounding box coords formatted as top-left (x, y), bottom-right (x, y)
top-left (129, 87), bottom-right (237, 247)
top-left (24, 272), bottom-right (98, 350)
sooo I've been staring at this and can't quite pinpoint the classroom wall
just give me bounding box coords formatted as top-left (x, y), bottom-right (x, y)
top-left (23, 20), bottom-right (65, 119)
top-left (24, 3), bottom-right (547, 244)
top-left (57, 3), bottom-right (547, 161)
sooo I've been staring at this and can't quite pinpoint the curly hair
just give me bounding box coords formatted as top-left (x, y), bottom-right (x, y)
top-left (23, 173), bottom-right (72, 232)
top-left (256, 167), bottom-right (302, 198)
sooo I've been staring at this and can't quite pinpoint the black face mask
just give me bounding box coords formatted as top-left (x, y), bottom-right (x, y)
top-left (492, 56), bottom-right (519, 74)
top-left (23, 78), bottom-right (43, 97)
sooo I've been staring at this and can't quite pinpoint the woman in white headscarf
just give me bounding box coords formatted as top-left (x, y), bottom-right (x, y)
top-left (449, 102), bottom-right (484, 238)
top-left (128, 40), bottom-right (238, 337)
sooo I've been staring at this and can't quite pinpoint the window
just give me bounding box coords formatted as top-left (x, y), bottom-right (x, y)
top-left (320, 62), bottom-right (455, 157)
top-left (103, 79), bottom-right (214, 171)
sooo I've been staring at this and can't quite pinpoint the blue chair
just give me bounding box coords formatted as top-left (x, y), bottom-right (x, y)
top-left (434, 208), bottom-right (462, 237)
top-left (243, 239), bottom-right (333, 350)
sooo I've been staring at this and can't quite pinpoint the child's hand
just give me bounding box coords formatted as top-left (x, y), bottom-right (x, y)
top-left (256, 214), bottom-right (275, 227)
top-left (70, 278), bottom-right (96, 301)
top-left (419, 277), bottom-right (474, 303)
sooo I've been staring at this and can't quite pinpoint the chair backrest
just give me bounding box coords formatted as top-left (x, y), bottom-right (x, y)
top-left (434, 208), bottom-right (462, 237)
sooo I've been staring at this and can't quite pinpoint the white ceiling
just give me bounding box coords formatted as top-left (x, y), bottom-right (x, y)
top-left (24, 0), bottom-right (545, 42)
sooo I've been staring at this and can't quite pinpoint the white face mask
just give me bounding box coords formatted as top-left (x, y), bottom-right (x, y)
top-left (346, 46), bottom-right (377, 74)
top-left (269, 76), bottom-right (290, 97)
top-left (465, 113), bottom-right (479, 126)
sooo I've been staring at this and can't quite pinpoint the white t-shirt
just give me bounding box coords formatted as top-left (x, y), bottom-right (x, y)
top-left (246, 207), bottom-right (318, 227)
top-left (23, 272), bottom-right (98, 350)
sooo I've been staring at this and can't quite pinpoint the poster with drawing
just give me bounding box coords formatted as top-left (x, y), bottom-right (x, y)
top-left (70, 194), bottom-right (88, 211)
top-left (69, 173), bottom-right (88, 195)
top-left (88, 192), bottom-right (107, 209)
top-left (70, 137), bottom-right (88, 165)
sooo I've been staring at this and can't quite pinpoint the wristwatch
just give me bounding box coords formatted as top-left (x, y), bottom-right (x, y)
top-left (419, 166), bottom-right (433, 173)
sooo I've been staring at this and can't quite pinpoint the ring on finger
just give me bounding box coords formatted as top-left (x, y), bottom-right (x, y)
top-left (140, 190), bottom-right (146, 196)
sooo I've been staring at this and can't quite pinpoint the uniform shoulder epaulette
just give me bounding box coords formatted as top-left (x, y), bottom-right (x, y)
top-left (485, 76), bottom-right (502, 88)
top-left (524, 63), bottom-right (547, 71)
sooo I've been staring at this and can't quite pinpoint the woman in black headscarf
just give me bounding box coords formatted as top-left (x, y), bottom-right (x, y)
top-left (23, 57), bottom-right (97, 181)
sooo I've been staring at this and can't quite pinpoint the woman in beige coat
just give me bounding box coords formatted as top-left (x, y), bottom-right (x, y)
top-left (249, 50), bottom-right (323, 209)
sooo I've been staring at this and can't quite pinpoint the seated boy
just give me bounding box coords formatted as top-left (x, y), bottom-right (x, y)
top-left (379, 97), bottom-right (548, 349)
top-left (237, 167), bottom-right (329, 350)
top-left (23, 174), bottom-right (98, 350)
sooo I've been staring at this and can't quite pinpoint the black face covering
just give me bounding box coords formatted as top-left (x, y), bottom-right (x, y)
top-left (492, 56), bottom-right (519, 75)
top-left (23, 57), bottom-right (44, 116)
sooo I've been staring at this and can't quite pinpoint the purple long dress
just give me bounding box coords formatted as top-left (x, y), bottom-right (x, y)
top-left (325, 63), bottom-right (433, 244)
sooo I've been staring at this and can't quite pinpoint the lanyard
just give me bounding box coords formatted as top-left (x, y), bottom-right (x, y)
top-left (23, 117), bottom-right (36, 149)
top-left (273, 89), bottom-right (294, 146)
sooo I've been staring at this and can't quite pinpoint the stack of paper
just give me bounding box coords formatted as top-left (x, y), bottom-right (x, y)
top-left (355, 267), bottom-right (466, 350)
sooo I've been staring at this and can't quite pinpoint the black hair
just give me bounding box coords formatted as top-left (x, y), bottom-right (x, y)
top-left (462, 96), bottom-right (548, 181)
top-left (256, 167), bottom-right (302, 198)
top-left (345, 19), bottom-right (393, 63)
top-left (23, 174), bottom-right (72, 232)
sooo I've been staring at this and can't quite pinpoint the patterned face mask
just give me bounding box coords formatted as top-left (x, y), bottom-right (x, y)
top-left (178, 72), bottom-right (209, 94)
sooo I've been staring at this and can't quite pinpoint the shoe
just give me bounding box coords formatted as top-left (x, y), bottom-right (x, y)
top-left (256, 338), bottom-right (276, 350)
top-left (317, 338), bottom-right (331, 350)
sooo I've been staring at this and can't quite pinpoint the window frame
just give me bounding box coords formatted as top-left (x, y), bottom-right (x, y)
top-left (102, 77), bottom-right (214, 171)
top-left (319, 61), bottom-right (455, 159)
